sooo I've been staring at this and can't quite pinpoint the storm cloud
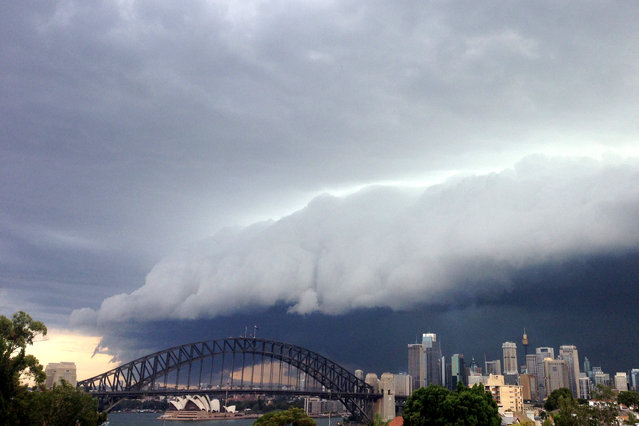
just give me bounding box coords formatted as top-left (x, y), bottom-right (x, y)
top-left (72, 156), bottom-right (639, 325)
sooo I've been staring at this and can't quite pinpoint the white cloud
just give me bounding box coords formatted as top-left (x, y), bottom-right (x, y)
top-left (71, 155), bottom-right (639, 325)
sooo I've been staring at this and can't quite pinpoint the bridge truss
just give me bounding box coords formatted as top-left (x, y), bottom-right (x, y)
top-left (77, 337), bottom-right (379, 422)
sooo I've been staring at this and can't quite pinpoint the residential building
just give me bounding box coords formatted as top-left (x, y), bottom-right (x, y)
top-left (484, 374), bottom-right (524, 414)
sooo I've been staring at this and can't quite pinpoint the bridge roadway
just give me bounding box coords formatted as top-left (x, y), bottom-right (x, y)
top-left (77, 337), bottom-right (387, 422)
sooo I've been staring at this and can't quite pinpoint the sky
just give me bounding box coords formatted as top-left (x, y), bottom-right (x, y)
top-left (2, 0), bottom-right (639, 380)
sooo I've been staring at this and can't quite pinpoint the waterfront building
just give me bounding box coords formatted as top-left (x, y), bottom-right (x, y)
top-left (393, 373), bottom-right (411, 396)
top-left (502, 342), bottom-right (518, 375)
top-left (44, 362), bottom-right (77, 388)
top-left (355, 369), bottom-right (364, 381)
top-left (559, 345), bottom-right (581, 398)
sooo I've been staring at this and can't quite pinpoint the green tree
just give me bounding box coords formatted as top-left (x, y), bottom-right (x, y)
top-left (0, 311), bottom-right (47, 424)
top-left (17, 380), bottom-right (105, 426)
top-left (1, 311), bottom-right (105, 425)
top-left (545, 388), bottom-right (573, 411)
top-left (254, 406), bottom-right (316, 426)
top-left (618, 390), bottom-right (639, 411)
top-left (403, 383), bottom-right (500, 426)
top-left (549, 394), bottom-right (619, 426)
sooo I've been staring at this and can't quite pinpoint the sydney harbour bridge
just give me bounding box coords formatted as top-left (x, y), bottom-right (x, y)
top-left (77, 337), bottom-right (386, 422)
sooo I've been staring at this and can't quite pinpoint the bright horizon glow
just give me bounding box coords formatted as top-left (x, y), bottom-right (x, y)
top-left (27, 328), bottom-right (115, 382)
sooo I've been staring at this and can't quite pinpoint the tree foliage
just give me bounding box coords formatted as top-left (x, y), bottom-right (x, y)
top-left (618, 390), bottom-right (639, 411)
top-left (545, 387), bottom-right (573, 411)
top-left (17, 380), bottom-right (106, 426)
top-left (550, 393), bottom-right (618, 426)
top-left (254, 406), bottom-right (316, 426)
top-left (0, 311), bottom-right (47, 424)
top-left (0, 311), bottom-right (104, 425)
top-left (403, 383), bottom-right (500, 426)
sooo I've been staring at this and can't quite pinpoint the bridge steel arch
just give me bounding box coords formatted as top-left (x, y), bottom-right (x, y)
top-left (77, 337), bottom-right (378, 422)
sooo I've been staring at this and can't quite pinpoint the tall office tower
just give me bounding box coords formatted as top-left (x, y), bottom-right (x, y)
top-left (408, 343), bottom-right (422, 392)
top-left (535, 347), bottom-right (555, 400)
top-left (559, 345), bottom-right (581, 398)
top-left (614, 372), bottom-right (628, 391)
top-left (485, 360), bottom-right (502, 376)
top-left (394, 373), bottom-right (411, 397)
top-left (526, 354), bottom-right (536, 376)
top-left (422, 333), bottom-right (442, 386)
top-left (583, 357), bottom-right (592, 379)
top-left (502, 342), bottom-right (518, 375)
top-left (578, 377), bottom-right (591, 400)
top-left (631, 369), bottom-right (639, 391)
top-left (451, 354), bottom-right (465, 388)
top-left (44, 362), bottom-right (77, 388)
top-left (519, 374), bottom-right (537, 401)
top-left (544, 358), bottom-right (570, 395)
top-left (443, 356), bottom-right (451, 390)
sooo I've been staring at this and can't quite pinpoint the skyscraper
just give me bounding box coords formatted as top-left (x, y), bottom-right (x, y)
top-left (451, 354), bottom-right (465, 388)
top-left (544, 358), bottom-right (570, 395)
top-left (535, 347), bottom-right (554, 400)
top-left (502, 342), bottom-right (518, 375)
top-left (485, 359), bottom-right (502, 376)
top-left (559, 345), bottom-right (581, 398)
top-left (422, 333), bottom-right (442, 386)
top-left (407, 343), bottom-right (422, 392)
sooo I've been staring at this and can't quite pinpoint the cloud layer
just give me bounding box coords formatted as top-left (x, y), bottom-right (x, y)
top-left (72, 156), bottom-right (639, 325)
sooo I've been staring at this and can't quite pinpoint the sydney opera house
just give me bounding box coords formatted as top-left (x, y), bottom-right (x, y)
top-left (158, 395), bottom-right (239, 421)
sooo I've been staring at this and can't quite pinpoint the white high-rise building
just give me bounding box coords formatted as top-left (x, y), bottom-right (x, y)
top-left (502, 342), bottom-right (518, 375)
top-left (559, 345), bottom-right (581, 398)
top-left (44, 362), bottom-right (77, 388)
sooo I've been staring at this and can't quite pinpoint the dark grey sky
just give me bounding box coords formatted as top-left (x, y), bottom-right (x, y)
top-left (2, 1), bottom-right (639, 374)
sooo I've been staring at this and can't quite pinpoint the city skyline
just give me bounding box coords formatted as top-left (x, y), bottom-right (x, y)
top-left (3, 1), bottom-right (639, 379)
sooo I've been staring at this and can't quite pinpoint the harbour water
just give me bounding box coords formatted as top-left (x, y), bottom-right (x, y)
top-left (107, 412), bottom-right (344, 426)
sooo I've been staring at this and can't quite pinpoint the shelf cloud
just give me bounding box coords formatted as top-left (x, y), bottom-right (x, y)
top-left (71, 155), bottom-right (639, 326)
